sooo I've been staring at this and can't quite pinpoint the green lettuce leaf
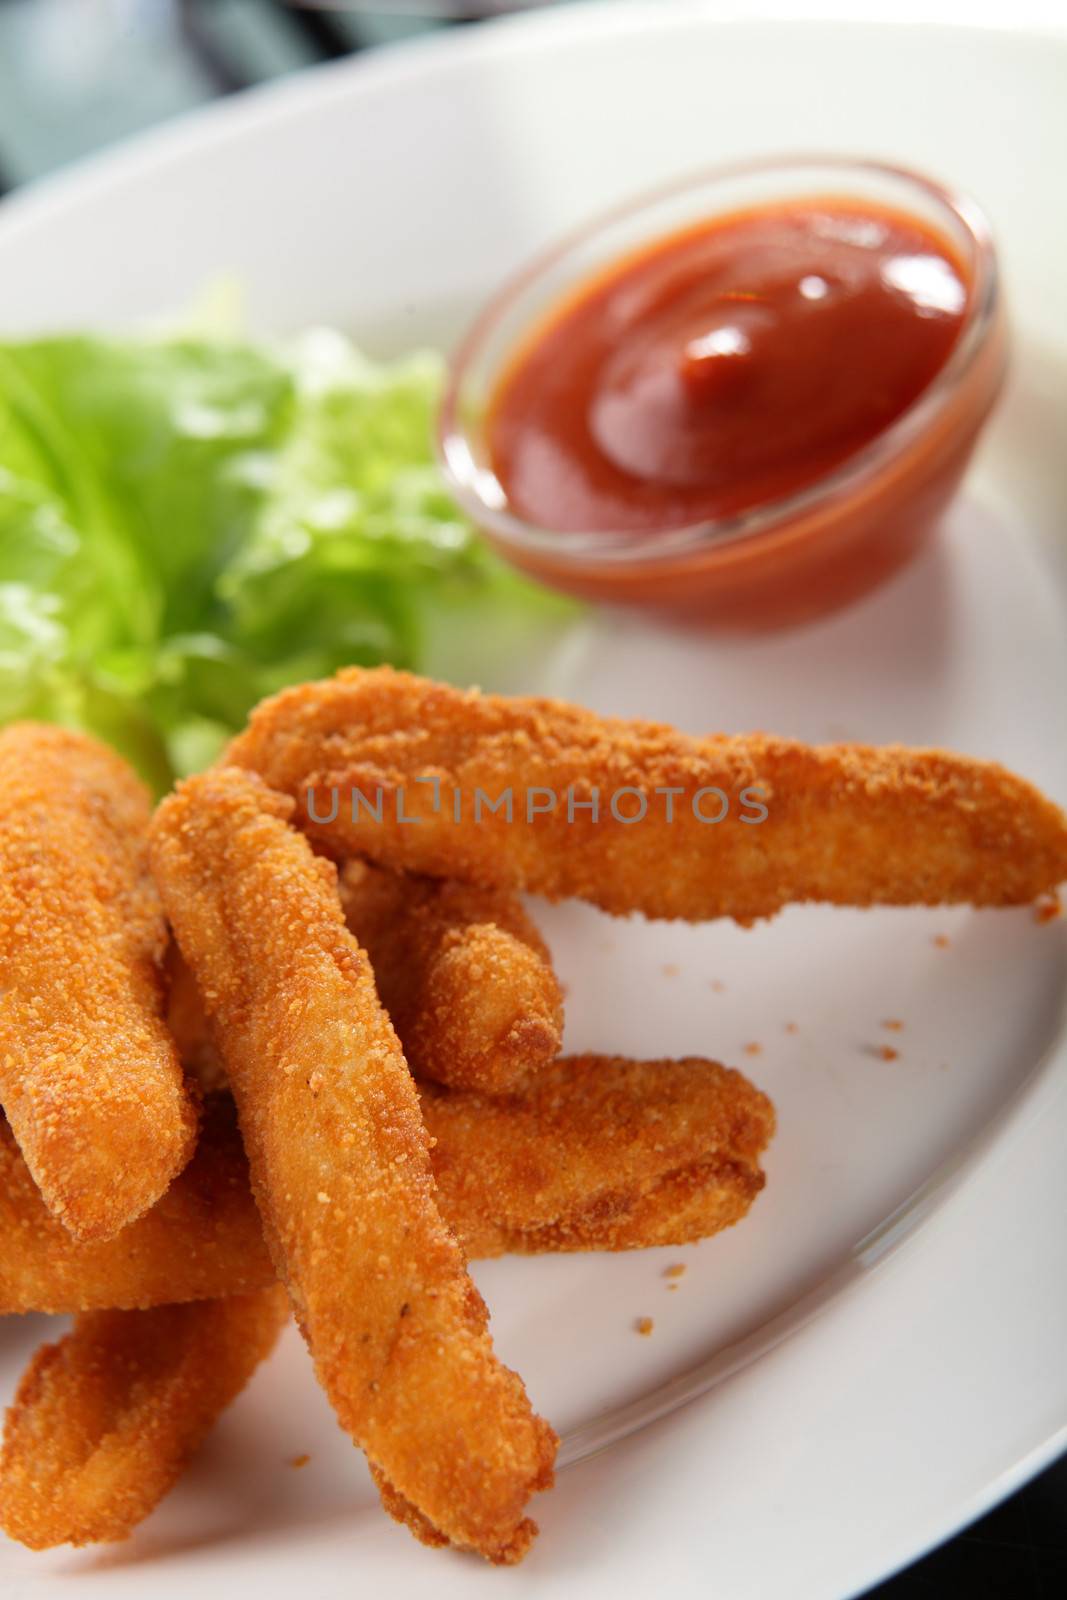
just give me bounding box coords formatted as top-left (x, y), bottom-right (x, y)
top-left (0, 326), bottom-right (565, 789)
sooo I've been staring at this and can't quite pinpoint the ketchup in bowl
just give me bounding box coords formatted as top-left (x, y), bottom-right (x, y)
top-left (441, 161), bottom-right (1006, 627)
top-left (488, 204), bottom-right (968, 533)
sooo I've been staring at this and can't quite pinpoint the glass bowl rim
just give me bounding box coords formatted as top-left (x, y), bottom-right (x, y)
top-left (436, 153), bottom-right (1001, 568)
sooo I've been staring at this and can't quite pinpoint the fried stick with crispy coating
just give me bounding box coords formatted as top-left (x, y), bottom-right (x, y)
top-left (165, 943), bottom-right (229, 1095)
top-left (0, 1098), bottom-right (271, 1315)
top-left (0, 724), bottom-right (197, 1240)
top-left (1, 1055), bottom-right (774, 1314)
top-left (226, 667), bottom-right (1067, 924)
top-left (0, 1288), bottom-right (287, 1549)
top-left (424, 1055), bottom-right (773, 1256)
top-left (149, 768), bottom-right (557, 1564)
top-left (338, 860), bottom-right (562, 1093)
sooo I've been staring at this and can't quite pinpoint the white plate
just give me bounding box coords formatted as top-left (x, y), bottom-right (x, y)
top-left (1, 5), bottom-right (1066, 1597)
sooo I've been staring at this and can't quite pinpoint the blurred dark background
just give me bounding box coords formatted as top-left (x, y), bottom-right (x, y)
top-left (0, 2), bottom-right (1062, 1594)
top-left (0, 0), bottom-right (588, 199)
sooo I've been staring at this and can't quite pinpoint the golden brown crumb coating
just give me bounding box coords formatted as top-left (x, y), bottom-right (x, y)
top-left (149, 767), bottom-right (557, 1564)
top-left (0, 1289), bottom-right (287, 1549)
top-left (164, 943), bottom-right (229, 1095)
top-left (0, 723), bottom-right (198, 1240)
top-left (425, 1055), bottom-right (773, 1256)
top-left (0, 1098), bottom-right (272, 1314)
top-left (2, 1055), bottom-right (773, 1314)
top-left (338, 860), bottom-right (562, 1094)
top-left (226, 667), bottom-right (1067, 923)
top-left (369, 1464), bottom-right (454, 1553)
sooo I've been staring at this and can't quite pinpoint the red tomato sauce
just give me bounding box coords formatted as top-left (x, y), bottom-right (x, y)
top-left (487, 201), bottom-right (971, 534)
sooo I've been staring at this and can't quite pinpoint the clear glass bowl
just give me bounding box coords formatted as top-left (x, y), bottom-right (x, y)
top-left (439, 157), bottom-right (1007, 628)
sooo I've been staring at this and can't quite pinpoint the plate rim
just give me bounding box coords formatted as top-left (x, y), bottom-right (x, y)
top-left (0, 0), bottom-right (1065, 252)
top-left (0, 6), bottom-right (1065, 1596)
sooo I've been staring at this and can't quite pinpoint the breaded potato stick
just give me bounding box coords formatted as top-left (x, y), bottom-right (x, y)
top-left (227, 667), bottom-right (1067, 923)
top-left (0, 1288), bottom-right (287, 1549)
top-left (165, 943), bottom-right (229, 1095)
top-left (338, 860), bottom-right (562, 1093)
top-left (425, 1055), bottom-right (774, 1256)
top-left (0, 1099), bottom-right (272, 1315)
top-left (149, 769), bottom-right (557, 1564)
top-left (0, 724), bottom-right (197, 1239)
top-left (1, 1056), bottom-right (774, 1314)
